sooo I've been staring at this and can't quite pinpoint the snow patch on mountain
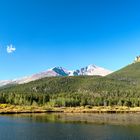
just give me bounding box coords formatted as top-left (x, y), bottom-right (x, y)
top-left (78, 64), bottom-right (112, 76)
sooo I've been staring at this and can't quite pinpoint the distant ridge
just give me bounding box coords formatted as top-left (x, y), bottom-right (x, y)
top-left (0, 64), bottom-right (112, 87)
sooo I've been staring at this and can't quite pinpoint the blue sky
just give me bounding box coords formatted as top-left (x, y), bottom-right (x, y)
top-left (1, 0), bottom-right (140, 80)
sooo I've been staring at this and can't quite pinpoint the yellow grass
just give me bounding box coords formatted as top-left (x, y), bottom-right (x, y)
top-left (0, 104), bottom-right (140, 114)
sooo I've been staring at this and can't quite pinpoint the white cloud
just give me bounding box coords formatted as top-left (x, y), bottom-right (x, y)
top-left (7, 44), bottom-right (16, 53)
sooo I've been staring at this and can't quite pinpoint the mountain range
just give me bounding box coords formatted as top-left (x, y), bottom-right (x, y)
top-left (1, 60), bottom-right (140, 107)
top-left (0, 64), bottom-right (112, 87)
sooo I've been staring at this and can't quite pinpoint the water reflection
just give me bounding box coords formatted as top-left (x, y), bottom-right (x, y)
top-left (0, 113), bottom-right (140, 140)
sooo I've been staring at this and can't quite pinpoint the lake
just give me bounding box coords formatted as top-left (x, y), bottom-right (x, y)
top-left (0, 113), bottom-right (140, 140)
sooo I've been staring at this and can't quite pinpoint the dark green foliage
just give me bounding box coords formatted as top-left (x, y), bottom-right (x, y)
top-left (1, 62), bottom-right (140, 107)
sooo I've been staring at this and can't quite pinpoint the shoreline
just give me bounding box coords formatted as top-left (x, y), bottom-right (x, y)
top-left (0, 104), bottom-right (140, 114)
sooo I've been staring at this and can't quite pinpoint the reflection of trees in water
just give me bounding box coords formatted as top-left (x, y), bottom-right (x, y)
top-left (4, 113), bottom-right (140, 125)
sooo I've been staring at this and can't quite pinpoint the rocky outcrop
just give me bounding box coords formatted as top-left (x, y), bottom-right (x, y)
top-left (134, 56), bottom-right (140, 63)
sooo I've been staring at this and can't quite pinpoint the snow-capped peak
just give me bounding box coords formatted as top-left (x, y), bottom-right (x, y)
top-left (87, 64), bottom-right (112, 76)
top-left (73, 64), bottom-right (112, 76)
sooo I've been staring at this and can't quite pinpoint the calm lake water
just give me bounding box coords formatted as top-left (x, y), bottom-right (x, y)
top-left (0, 113), bottom-right (140, 140)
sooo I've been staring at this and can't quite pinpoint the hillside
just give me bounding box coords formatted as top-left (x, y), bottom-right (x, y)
top-left (0, 75), bottom-right (138, 107)
top-left (108, 62), bottom-right (140, 84)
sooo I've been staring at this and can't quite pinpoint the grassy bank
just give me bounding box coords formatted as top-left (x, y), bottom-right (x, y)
top-left (0, 104), bottom-right (140, 114)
